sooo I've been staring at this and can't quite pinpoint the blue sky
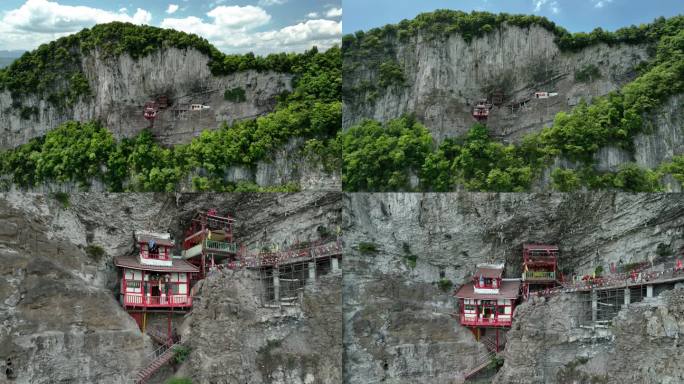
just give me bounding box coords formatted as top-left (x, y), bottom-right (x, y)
top-left (0, 0), bottom-right (341, 53)
top-left (344, 0), bottom-right (684, 34)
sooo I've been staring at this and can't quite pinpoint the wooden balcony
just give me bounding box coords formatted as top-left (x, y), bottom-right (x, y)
top-left (460, 314), bottom-right (512, 327)
top-left (204, 239), bottom-right (237, 253)
top-left (122, 294), bottom-right (192, 308)
top-left (182, 238), bottom-right (238, 259)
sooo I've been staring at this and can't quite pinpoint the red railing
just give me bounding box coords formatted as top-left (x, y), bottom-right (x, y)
top-left (140, 249), bottom-right (169, 260)
top-left (460, 314), bottom-right (512, 327)
top-left (245, 239), bottom-right (342, 267)
top-left (123, 294), bottom-right (192, 307)
top-left (529, 262), bottom-right (684, 298)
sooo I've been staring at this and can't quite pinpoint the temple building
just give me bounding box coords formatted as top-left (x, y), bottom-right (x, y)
top-left (454, 262), bottom-right (520, 351)
top-left (114, 231), bottom-right (198, 328)
top-left (521, 243), bottom-right (560, 298)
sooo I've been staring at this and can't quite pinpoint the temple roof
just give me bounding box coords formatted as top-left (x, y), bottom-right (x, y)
top-left (114, 256), bottom-right (197, 273)
top-left (523, 244), bottom-right (559, 251)
top-left (454, 280), bottom-right (521, 300)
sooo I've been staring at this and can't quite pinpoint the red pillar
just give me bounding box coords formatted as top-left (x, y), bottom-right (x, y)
top-left (201, 250), bottom-right (206, 277)
top-left (142, 269), bottom-right (146, 305)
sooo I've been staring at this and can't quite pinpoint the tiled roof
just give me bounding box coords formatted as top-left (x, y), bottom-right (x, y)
top-left (523, 244), bottom-right (559, 251)
top-left (454, 280), bottom-right (521, 300)
top-left (114, 256), bottom-right (198, 273)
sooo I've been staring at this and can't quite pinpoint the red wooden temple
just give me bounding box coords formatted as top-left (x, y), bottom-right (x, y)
top-left (114, 231), bottom-right (198, 329)
top-left (454, 262), bottom-right (520, 351)
top-left (181, 209), bottom-right (240, 280)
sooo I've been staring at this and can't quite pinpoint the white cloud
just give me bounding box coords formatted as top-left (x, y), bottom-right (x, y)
top-left (533, 0), bottom-right (548, 12)
top-left (550, 1), bottom-right (560, 13)
top-left (256, 19), bottom-right (341, 49)
top-left (325, 7), bottom-right (342, 17)
top-left (162, 5), bottom-right (271, 42)
top-left (162, 5), bottom-right (340, 55)
top-left (0, 0), bottom-right (152, 50)
top-left (2, 0), bottom-right (151, 33)
top-left (166, 4), bottom-right (179, 14)
top-left (593, 0), bottom-right (613, 8)
top-left (132, 9), bottom-right (152, 24)
top-left (533, 0), bottom-right (560, 14)
top-left (208, 5), bottom-right (271, 29)
top-left (161, 16), bottom-right (217, 37)
top-left (258, 0), bottom-right (287, 6)
top-left (0, 0), bottom-right (339, 54)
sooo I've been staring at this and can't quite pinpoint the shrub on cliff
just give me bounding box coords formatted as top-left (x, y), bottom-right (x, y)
top-left (420, 124), bottom-right (537, 192)
top-left (342, 116), bottom-right (432, 191)
top-left (223, 87), bottom-right (246, 102)
top-left (166, 378), bottom-right (192, 384)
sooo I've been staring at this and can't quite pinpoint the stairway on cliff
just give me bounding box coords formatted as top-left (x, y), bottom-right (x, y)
top-left (134, 338), bottom-right (183, 384)
top-left (463, 332), bottom-right (507, 382)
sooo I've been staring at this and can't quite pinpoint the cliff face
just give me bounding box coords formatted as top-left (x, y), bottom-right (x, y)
top-left (343, 193), bottom-right (684, 382)
top-left (633, 94), bottom-right (684, 169)
top-left (177, 270), bottom-right (342, 384)
top-left (0, 47), bottom-right (292, 149)
top-left (0, 193), bottom-right (161, 384)
top-left (172, 192), bottom-right (343, 384)
top-left (495, 288), bottom-right (684, 384)
top-left (344, 25), bottom-right (648, 141)
top-left (0, 191), bottom-right (342, 384)
top-left (343, 23), bottom-right (684, 179)
top-left (540, 92), bottom-right (684, 192)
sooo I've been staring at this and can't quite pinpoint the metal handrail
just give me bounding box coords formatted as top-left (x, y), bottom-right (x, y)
top-left (530, 263), bottom-right (684, 297)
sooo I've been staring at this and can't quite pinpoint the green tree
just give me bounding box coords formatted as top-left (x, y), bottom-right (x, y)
top-left (343, 116), bottom-right (432, 191)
